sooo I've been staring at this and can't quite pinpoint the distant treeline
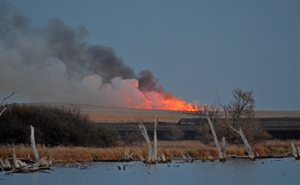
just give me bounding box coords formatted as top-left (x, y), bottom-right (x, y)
top-left (0, 104), bottom-right (119, 147)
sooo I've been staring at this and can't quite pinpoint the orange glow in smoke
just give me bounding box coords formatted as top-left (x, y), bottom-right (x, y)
top-left (133, 91), bottom-right (198, 111)
top-left (102, 78), bottom-right (199, 111)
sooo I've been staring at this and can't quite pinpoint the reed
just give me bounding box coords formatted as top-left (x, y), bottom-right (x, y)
top-left (0, 140), bottom-right (298, 162)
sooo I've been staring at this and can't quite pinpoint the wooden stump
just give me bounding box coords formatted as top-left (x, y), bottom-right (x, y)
top-left (12, 144), bottom-right (20, 169)
top-left (4, 159), bottom-right (12, 171)
top-left (206, 151), bottom-right (214, 162)
top-left (181, 154), bottom-right (189, 162)
top-left (291, 141), bottom-right (300, 160)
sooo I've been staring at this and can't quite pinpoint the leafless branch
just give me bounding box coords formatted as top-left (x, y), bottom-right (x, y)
top-left (0, 91), bottom-right (21, 107)
top-left (0, 108), bottom-right (7, 116)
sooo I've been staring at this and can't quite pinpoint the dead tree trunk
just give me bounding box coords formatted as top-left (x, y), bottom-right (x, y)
top-left (4, 159), bottom-right (12, 171)
top-left (204, 106), bottom-right (226, 161)
top-left (229, 126), bottom-right (255, 160)
top-left (139, 122), bottom-right (152, 163)
top-left (12, 144), bottom-right (20, 169)
top-left (153, 115), bottom-right (158, 161)
top-left (0, 159), bottom-right (10, 171)
top-left (139, 115), bottom-right (159, 164)
top-left (30, 125), bottom-right (40, 161)
top-left (161, 153), bottom-right (166, 162)
top-left (139, 155), bottom-right (145, 162)
top-left (123, 151), bottom-right (134, 161)
top-left (221, 136), bottom-right (226, 159)
top-left (206, 151), bottom-right (214, 162)
top-left (291, 141), bottom-right (300, 159)
top-left (182, 154), bottom-right (189, 162)
top-left (4, 126), bottom-right (52, 174)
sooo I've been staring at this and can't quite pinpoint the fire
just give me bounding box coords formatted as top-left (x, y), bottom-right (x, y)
top-left (133, 90), bottom-right (198, 111)
top-left (99, 78), bottom-right (199, 111)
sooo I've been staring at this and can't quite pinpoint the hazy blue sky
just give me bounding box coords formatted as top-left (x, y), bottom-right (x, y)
top-left (4, 0), bottom-right (300, 110)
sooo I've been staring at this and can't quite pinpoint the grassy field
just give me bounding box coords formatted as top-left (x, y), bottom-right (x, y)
top-left (85, 113), bottom-right (181, 123)
top-left (29, 102), bottom-right (300, 124)
top-left (1, 140), bottom-right (299, 162)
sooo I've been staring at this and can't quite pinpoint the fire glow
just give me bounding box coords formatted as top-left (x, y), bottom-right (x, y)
top-left (135, 92), bottom-right (198, 111)
top-left (104, 78), bottom-right (198, 111)
top-left (0, 2), bottom-right (200, 111)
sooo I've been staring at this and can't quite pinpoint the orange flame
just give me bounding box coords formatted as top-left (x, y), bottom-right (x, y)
top-left (133, 91), bottom-right (198, 111)
top-left (101, 78), bottom-right (199, 111)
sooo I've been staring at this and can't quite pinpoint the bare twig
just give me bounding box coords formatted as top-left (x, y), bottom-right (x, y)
top-left (0, 91), bottom-right (20, 107)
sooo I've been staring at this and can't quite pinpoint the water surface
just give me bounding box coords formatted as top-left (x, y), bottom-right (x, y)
top-left (1, 158), bottom-right (299, 185)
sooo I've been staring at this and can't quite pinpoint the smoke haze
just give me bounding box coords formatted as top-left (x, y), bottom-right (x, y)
top-left (0, 1), bottom-right (194, 109)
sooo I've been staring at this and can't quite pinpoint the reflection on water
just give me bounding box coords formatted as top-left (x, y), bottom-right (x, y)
top-left (1, 158), bottom-right (299, 185)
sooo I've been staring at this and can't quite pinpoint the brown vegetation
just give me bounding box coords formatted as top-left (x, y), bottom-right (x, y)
top-left (85, 112), bottom-right (181, 123)
top-left (1, 140), bottom-right (298, 163)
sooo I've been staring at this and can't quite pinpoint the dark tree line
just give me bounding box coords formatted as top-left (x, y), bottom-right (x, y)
top-left (0, 104), bottom-right (119, 147)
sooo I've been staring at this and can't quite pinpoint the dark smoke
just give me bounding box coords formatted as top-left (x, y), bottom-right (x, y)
top-left (137, 70), bottom-right (165, 93)
top-left (0, 1), bottom-right (166, 106)
top-left (44, 18), bottom-right (136, 83)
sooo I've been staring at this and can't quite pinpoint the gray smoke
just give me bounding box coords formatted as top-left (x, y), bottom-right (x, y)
top-left (0, 1), bottom-right (167, 107)
top-left (137, 70), bottom-right (165, 93)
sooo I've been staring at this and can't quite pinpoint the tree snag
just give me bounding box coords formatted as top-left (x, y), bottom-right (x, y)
top-left (30, 125), bottom-right (40, 161)
top-left (0, 159), bottom-right (11, 171)
top-left (291, 141), bottom-right (299, 160)
top-left (139, 122), bottom-right (152, 163)
top-left (12, 144), bottom-right (20, 169)
top-left (221, 136), bottom-right (226, 159)
top-left (204, 106), bottom-right (226, 161)
top-left (139, 115), bottom-right (160, 164)
top-left (229, 126), bottom-right (255, 160)
top-left (153, 115), bottom-right (158, 161)
top-left (4, 159), bottom-right (12, 171)
top-left (206, 151), bottom-right (214, 162)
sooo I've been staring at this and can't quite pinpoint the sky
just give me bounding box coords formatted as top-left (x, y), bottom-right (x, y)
top-left (1, 0), bottom-right (300, 110)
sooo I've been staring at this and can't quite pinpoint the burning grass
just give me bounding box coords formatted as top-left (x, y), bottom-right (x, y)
top-left (1, 140), bottom-right (298, 163)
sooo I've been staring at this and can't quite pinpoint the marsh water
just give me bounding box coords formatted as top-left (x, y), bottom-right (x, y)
top-left (1, 158), bottom-right (299, 185)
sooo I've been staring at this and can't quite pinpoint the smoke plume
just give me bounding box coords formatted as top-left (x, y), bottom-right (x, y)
top-left (0, 1), bottom-right (195, 110)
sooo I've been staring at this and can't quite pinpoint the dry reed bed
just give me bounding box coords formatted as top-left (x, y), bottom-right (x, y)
top-left (1, 140), bottom-right (299, 163)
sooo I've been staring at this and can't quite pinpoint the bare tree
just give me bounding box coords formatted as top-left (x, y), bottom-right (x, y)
top-left (0, 91), bottom-right (20, 116)
top-left (215, 88), bottom-right (270, 144)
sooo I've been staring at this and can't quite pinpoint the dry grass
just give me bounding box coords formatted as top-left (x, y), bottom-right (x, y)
top-left (85, 113), bottom-right (181, 123)
top-left (1, 140), bottom-right (299, 162)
